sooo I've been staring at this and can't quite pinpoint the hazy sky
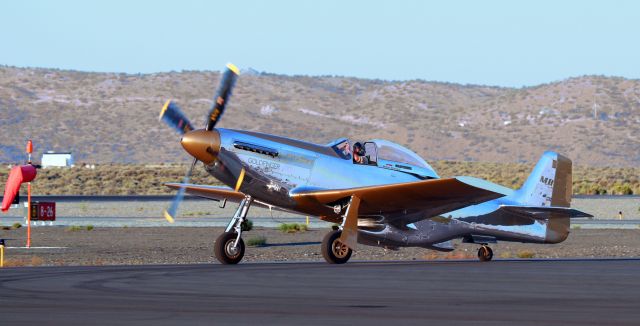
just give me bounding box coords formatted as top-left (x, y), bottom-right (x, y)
top-left (2, 0), bottom-right (638, 86)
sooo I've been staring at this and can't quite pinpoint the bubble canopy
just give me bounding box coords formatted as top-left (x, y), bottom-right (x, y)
top-left (369, 139), bottom-right (434, 171)
top-left (328, 137), bottom-right (438, 178)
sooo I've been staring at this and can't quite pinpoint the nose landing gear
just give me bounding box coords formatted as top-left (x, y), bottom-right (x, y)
top-left (477, 245), bottom-right (493, 262)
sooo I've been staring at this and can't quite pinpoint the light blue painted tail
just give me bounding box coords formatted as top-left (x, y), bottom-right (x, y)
top-left (515, 151), bottom-right (572, 208)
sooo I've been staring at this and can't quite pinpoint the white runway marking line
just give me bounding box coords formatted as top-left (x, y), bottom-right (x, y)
top-left (7, 247), bottom-right (69, 249)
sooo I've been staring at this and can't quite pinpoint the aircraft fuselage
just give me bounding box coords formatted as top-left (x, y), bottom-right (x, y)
top-left (201, 128), bottom-right (571, 251)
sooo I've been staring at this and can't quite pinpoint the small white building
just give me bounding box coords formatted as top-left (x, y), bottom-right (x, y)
top-left (41, 151), bottom-right (74, 168)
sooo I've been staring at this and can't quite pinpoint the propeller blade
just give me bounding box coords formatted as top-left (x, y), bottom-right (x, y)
top-left (206, 63), bottom-right (240, 131)
top-left (159, 100), bottom-right (194, 135)
top-left (163, 158), bottom-right (197, 223)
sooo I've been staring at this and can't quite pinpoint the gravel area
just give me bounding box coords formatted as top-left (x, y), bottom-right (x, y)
top-left (1, 227), bottom-right (639, 267)
top-left (1, 197), bottom-right (639, 267)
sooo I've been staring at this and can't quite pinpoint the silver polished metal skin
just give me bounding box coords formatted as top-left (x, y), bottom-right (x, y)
top-left (194, 128), bottom-right (590, 253)
top-left (162, 64), bottom-right (591, 264)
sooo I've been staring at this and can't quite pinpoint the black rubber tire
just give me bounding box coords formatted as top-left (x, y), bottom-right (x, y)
top-left (214, 232), bottom-right (245, 264)
top-left (321, 230), bottom-right (353, 264)
top-left (478, 246), bottom-right (493, 262)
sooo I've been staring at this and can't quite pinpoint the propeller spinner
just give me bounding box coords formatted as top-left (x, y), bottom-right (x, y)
top-left (159, 63), bottom-right (240, 222)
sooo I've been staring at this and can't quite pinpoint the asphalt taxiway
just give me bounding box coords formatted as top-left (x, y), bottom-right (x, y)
top-left (1, 259), bottom-right (639, 325)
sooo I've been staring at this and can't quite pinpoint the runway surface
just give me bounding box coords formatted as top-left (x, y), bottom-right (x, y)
top-left (1, 259), bottom-right (639, 325)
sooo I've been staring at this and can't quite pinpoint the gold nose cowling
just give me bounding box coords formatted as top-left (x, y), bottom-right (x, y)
top-left (180, 129), bottom-right (221, 164)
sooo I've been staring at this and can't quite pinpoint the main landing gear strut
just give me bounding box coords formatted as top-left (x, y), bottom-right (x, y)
top-left (321, 196), bottom-right (359, 264)
top-left (477, 245), bottom-right (493, 262)
top-left (214, 195), bottom-right (252, 264)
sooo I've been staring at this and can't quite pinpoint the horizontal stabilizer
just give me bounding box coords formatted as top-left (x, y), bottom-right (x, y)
top-left (500, 205), bottom-right (593, 219)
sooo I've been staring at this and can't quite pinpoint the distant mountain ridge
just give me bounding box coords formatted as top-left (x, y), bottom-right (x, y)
top-left (0, 66), bottom-right (638, 166)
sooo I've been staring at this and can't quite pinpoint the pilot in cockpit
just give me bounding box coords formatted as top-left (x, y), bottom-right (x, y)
top-left (352, 142), bottom-right (369, 165)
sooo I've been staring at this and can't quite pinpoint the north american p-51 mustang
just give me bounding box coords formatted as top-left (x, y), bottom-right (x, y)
top-left (159, 64), bottom-right (592, 264)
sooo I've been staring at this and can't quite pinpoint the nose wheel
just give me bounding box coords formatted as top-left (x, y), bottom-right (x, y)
top-left (477, 245), bottom-right (493, 262)
top-left (321, 230), bottom-right (353, 264)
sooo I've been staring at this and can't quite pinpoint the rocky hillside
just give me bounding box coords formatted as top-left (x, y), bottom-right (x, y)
top-left (2, 162), bottom-right (637, 195)
top-left (1, 66), bottom-right (639, 166)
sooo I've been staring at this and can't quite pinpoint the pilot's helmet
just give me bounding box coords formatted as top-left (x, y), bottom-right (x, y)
top-left (353, 142), bottom-right (365, 155)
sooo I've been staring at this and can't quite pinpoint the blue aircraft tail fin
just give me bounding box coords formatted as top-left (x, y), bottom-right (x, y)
top-left (515, 151), bottom-right (572, 208)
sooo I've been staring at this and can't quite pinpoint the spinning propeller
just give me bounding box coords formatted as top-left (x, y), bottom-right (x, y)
top-left (159, 63), bottom-right (240, 222)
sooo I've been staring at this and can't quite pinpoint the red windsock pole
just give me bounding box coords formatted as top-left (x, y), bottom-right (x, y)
top-left (26, 140), bottom-right (33, 248)
top-left (0, 140), bottom-right (37, 248)
top-left (26, 140), bottom-right (33, 164)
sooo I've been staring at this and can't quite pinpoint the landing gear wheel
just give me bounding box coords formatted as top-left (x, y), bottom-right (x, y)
top-left (478, 245), bottom-right (493, 262)
top-left (321, 230), bottom-right (353, 264)
top-left (215, 232), bottom-right (245, 264)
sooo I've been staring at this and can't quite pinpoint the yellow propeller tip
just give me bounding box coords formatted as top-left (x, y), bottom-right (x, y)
top-left (159, 99), bottom-right (172, 120)
top-left (226, 63), bottom-right (240, 75)
top-left (163, 210), bottom-right (175, 223)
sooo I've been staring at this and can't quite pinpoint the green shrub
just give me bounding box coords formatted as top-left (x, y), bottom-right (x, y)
top-left (241, 219), bottom-right (253, 232)
top-left (12, 222), bottom-right (22, 229)
top-left (278, 223), bottom-right (308, 233)
top-left (86, 225), bottom-right (94, 231)
top-left (246, 236), bottom-right (267, 247)
top-left (278, 223), bottom-right (291, 232)
top-left (66, 225), bottom-right (83, 232)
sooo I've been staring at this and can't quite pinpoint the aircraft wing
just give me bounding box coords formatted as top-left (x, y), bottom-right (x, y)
top-left (290, 176), bottom-right (508, 224)
top-left (164, 183), bottom-right (294, 212)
